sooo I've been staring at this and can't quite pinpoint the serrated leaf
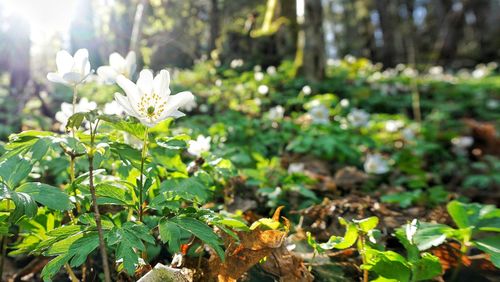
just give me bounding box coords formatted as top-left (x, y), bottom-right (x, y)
top-left (412, 253), bottom-right (442, 281)
top-left (0, 155), bottom-right (32, 188)
top-left (159, 219), bottom-right (181, 252)
top-left (17, 182), bottom-right (73, 211)
top-left (170, 216), bottom-right (224, 260)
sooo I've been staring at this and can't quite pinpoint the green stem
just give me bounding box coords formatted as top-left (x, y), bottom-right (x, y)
top-left (88, 121), bottom-right (112, 282)
top-left (357, 235), bottom-right (368, 282)
top-left (138, 128), bottom-right (149, 222)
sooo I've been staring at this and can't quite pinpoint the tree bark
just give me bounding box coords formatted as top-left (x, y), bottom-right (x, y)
top-left (207, 0), bottom-right (220, 56)
top-left (300, 0), bottom-right (325, 82)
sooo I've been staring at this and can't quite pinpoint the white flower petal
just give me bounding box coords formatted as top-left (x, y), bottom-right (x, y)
top-left (116, 75), bottom-right (141, 109)
top-left (62, 72), bottom-right (84, 84)
top-left (109, 52), bottom-right (126, 70)
top-left (47, 73), bottom-right (68, 85)
top-left (73, 49), bottom-right (90, 75)
top-left (137, 69), bottom-right (154, 95)
top-left (56, 50), bottom-right (73, 74)
top-left (97, 66), bottom-right (119, 84)
top-left (160, 91), bottom-right (194, 119)
top-left (114, 92), bottom-right (138, 117)
top-left (125, 51), bottom-right (137, 77)
top-left (154, 70), bottom-right (171, 99)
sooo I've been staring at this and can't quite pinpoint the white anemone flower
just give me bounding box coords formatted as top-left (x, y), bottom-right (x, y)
top-left (302, 85), bottom-right (312, 95)
top-left (266, 66), bottom-right (277, 75)
top-left (97, 51), bottom-right (137, 84)
top-left (254, 72), bottom-right (264, 81)
top-left (451, 136), bottom-right (474, 149)
top-left (405, 219), bottom-right (418, 243)
top-left (288, 162), bottom-right (305, 174)
top-left (187, 135), bottom-right (211, 157)
top-left (55, 97), bottom-right (97, 131)
top-left (103, 100), bottom-right (124, 116)
top-left (258, 85), bottom-right (269, 95)
top-left (309, 104), bottom-right (330, 124)
top-left (114, 69), bottom-right (194, 127)
top-left (268, 105), bottom-right (285, 121)
top-left (181, 97), bottom-right (197, 112)
top-left (347, 108), bottom-right (370, 127)
top-left (340, 99), bottom-right (350, 107)
top-left (47, 49), bottom-right (91, 86)
top-left (364, 153), bottom-right (390, 174)
top-left (385, 120), bottom-right (404, 132)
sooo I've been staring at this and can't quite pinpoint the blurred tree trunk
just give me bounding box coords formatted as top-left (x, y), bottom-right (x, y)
top-left (70, 0), bottom-right (101, 67)
top-left (277, 0), bottom-right (298, 59)
top-left (6, 17), bottom-right (31, 131)
top-left (130, 0), bottom-right (149, 69)
top-left (375, 0), bottom-right (396, 67)
top-left (299, 0), bottom-right (325, 81)
top-left (207, 0), bottom-right (221, 57)
top-left (110, 0), bottom-right (134, 55)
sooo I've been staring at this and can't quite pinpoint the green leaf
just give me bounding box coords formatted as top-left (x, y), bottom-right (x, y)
top-left (66, 112), bottom-right (86, 131)
top-left (447, 201), bottom-right (470, 229)
top-left (41, 233), bottom-right (99, 281)
top-left (107, 118), bottom-right (147, 139)
top-left (17, 183), bottom-right (73, 211)
top-left (0, 155), bottom-right (32, 188)
top-left (474, 236), bottom-right (500, 268)
top-left (363, 249), bottom-right (411, 282)
top-left (156, 135), bottom-right (190, 150)
top-left (41, 254), bottom-right (71, 282)
top-left (413, 223), bottom-right (453, 251)
top-left (320, 219), bottom-right (358, 250)
top-left (170, 216), bottom-right (224, 260)
top-left (95, 183), bottom-right (129, 205)
top-left (159, 219), bottom-right (181, 252)
top-left (217, 218), bottom-right (249, 231)
top-left (354, 216), bottom-right (379, 233)
top-left (412, 253), bottom-right (442, 281)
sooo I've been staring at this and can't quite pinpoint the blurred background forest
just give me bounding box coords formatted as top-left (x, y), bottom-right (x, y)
top-left (0, 0), bottom-right (499, 137)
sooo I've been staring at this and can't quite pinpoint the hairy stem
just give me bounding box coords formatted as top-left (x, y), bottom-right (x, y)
top-left (138, 128), bottom-right (149, 222)
top-left (88, 122), bottom-right (112, 282)
top-left (357, 235), bottom-right (368, 282)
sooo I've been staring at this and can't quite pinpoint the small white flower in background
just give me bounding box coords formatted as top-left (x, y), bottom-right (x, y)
top-left (288, 162), bottom-right (305, 174)
top-left (47, 49), bottom-right (91, 86)
top-left (268, 105), bottom-right (285, 121)
top-left (403, 67), bottom-right (417, 77)
top-left (429, 66), bottom-right (443, 76)
top-left (486, 99), bottom-right (498, 109)
top-left (347, 108), bottom-right (370, 127)
top-left (215, 79), bottom-right (222, 87)
top-left (301, 85), bottom-right (312, 95)
top-left (405, 219), bottom-right (418, 242)
top-left (235, 84), bottom-right (244, 92)
top-left (254, 72), bottom-right (264, 81)
top-left (385, 120), bottom-right (404, 132)
top-left (103, 100), bottom-right (124, 116)
top-left (402, 126), bottom-right (417, 141)
top-left (340, 99), bottom-right (350, 108)
top-left (309, 104), bottom-right (330, 124)
top-left (253, 65), bottom-right (262, 72)
top-left (114, 69), bottom-right (194, 127)
top-left (181, 97), bottom-right (197, 112)
top-left (258, 85), bottom-right (269, 95)
top-left (266, 66), bottom-right (277, 75)
top-left (364, 153), bottom-right (390, 174)
top-left (451, 136), bottom-right (473, 150)
top-left (199, 104), bottom-right (209, 113)
top-left (97, 51), bottom-right (136, 84)
top-left (55, 97), bottom-right (97, 131)
top-left (187, 135), bottom-right (211, 157)
top-left (230, 58), bottom-right (244, 68)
